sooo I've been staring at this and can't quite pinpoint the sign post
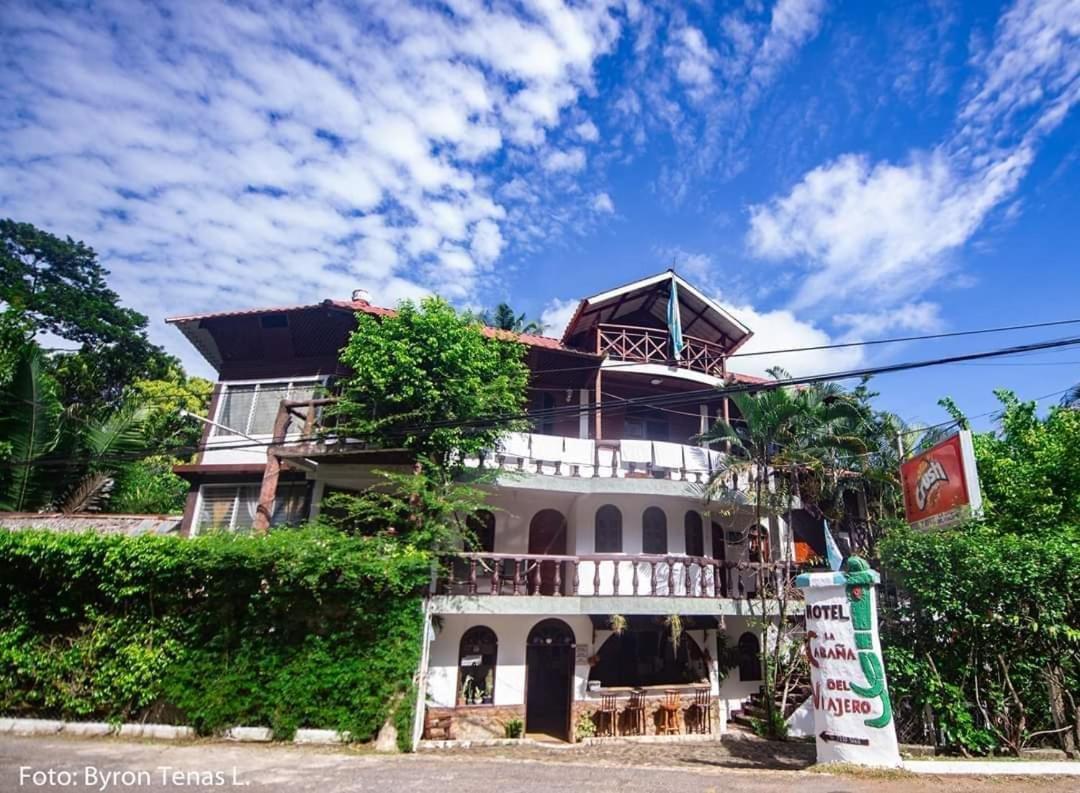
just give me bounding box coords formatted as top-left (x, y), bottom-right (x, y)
top-left (796, 557), bottom-right (900, 767)
top-left (900, 430), bottom-right (982, 531)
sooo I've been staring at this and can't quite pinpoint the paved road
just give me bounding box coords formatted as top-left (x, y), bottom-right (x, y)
top-left (1, 735), bottom-right (1076, 793)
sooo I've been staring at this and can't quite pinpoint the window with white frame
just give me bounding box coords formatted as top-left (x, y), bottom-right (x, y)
top-left (213, 380), bottom-right (320, 437)
top-left (195, 483), bottom-right (309, 532)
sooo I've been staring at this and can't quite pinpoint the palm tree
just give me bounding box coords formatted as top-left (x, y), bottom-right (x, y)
top-left (1060, 384), bottom-right (1080, 409)
top-left (699, 372), bottom-right (867, 737)
top-left (484, 303), bottom-right (544, 335)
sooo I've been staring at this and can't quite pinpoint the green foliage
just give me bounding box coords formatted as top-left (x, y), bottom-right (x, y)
top-left (319, 463), bottom-right (494, 554)
top-left (0, 219), bottom-right (176, 414)
top-left (971, 391), bottom-right (1080, 531)
top-left (505, 717), bottom-right (524, 739)
top-left (332, 296), bottom-right (529, 466)
top-left (0, 344), bottom-right (64, 510)
top-left (0, 527), bottom-right (429, 741)
top-left (574, 711), bottom-right (597, 740)
top-left (879, 392), bottom-right (1080, 755)
top-left (128, 368), bottom-right (214, 456)
top-left (480, 303), bottom-right (543, 335)
top-left (106, 456), bottom-right (190, 514)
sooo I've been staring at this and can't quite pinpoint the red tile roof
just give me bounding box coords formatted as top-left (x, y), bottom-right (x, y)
top-left (167, 299), bottom-right (591, 355)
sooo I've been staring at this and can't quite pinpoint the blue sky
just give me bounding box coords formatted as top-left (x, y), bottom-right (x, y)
top-left (2, 0), bottom-right (1079, 429)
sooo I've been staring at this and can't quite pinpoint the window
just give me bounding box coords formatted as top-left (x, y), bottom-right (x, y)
top-left (458, 626), bottom-right (498, 705)
top-left (467, 510), bottom-right (496, 553)
top-left (594, 505), bottom-right (623, 553)
top-left (213, 380), bottom-right (319, 436)
top-left (684, 512), bottom-right (704, 557)
top-left (195, 482), bottom-right (308, 532)
top-left (737, 632), bottom-right (762, 681)
top-left (642, 507), bottom-right (667, 554)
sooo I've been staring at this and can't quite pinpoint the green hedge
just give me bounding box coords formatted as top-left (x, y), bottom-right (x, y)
top-left (0, 527), bottom-right (429, 744)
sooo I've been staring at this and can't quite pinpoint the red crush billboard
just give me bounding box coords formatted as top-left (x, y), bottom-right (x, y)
top-left (900, 431), bottom-right (983, 531)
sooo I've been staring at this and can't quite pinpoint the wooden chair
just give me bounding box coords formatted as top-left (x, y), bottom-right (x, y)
top-left (622, 689), bottom-right (646, 736)
top-left (596, 693), bottom-right (619, 737)
top-left (658, 690), bottom-right (682, 735)
top-left (686, 688), bottom-right (712, 734)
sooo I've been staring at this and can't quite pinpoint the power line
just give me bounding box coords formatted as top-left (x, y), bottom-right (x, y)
top-left (528, 316), bottom-right (1080, 376)
top-left (7, 333), bottom-right (1080, 470)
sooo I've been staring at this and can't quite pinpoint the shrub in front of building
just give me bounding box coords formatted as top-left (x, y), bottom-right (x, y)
top-left (0, 526), bottom-right (429, 745)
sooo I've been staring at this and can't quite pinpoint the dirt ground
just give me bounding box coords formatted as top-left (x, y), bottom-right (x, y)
top-left (2, 734), bottom-right (1078, 793)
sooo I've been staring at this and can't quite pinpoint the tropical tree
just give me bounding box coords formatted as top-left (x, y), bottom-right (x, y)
top-left (699, 372), bottom-right (867, 737)
top-left (482, 302), bottom-right (544, 335)
top-left (322, 297), bottom-right (530, 551)
top-left (1, 219), bottom-right (176, 414)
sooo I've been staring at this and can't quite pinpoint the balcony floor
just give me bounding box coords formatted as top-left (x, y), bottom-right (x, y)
top-left (429, 593), bottom-right (783, 617)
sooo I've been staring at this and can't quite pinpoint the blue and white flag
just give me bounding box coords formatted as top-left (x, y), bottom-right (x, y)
top-left (823, 518), bottom-right (844, 572)
top-left (667, 277), bottom-right (686, 358)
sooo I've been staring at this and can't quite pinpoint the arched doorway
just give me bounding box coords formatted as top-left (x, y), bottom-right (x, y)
top-left (528, 509), bottom-right (567, 595)
top-left (737, 632), bottom-right (762, 682)
top-left (525, 618), bottom-right (575, 740)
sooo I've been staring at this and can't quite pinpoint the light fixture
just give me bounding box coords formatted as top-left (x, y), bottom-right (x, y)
top-left (650, 378), bottom-right (663, 385)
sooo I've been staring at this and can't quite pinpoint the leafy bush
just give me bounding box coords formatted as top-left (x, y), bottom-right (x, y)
top-left (574, 711), bottom-right (596, 740)
top-left (0, 527), bottom-right (429, 742)
top-left (505, 717), bottom-right (524, 739)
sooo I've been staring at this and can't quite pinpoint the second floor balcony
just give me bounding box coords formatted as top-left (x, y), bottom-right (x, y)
top-left (435, 552), bottom-right (802, 601)
top-left (597, 323), bottom-right (728, 379)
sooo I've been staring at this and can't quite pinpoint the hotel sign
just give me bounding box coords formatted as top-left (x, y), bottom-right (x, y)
top-left (797, 559), bottom-right (901, 768)
top-left (900, 430), bottom-right (983, 532)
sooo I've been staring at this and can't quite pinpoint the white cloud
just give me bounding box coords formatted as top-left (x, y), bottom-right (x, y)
top-left (591, 192), bottom-right (615, 213)
top-left (667, 26), bottom-right (718, 100)
top-left (540, 297), bottom-right (581, 338)
top-left (543, 147), bottom-right (588, 173)
top-left (748, 0), bottom-right (827, 100)
top-left (574, 119), bottom-right (600, 141)
top-left (720, 302), bottom-right (866, 378)
top-left (833, 301), bottom-right (944, 341)
top-left (747, 0), bottom-right (1080, 313)
top-left (0, 0), bottom-right (621, 371)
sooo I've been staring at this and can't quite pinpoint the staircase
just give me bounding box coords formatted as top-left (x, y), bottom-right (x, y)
top-left (730, 681), bottom-right (812, 730)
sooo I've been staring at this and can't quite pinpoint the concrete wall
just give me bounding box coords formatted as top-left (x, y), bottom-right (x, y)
top-left (426, 614), bottom-right (593, 709)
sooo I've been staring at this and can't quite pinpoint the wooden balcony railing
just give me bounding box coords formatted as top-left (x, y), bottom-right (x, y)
top-left (597, 323), bottom-right (727, 378)
top-left (435, 552), bottom-right (803, 600)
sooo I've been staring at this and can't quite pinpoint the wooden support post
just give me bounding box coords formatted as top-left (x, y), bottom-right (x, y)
top-left (253, 402), bottom-right (291, 533)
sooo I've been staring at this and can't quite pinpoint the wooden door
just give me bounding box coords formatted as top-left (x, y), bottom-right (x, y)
top-left (528, 509), bottom-right (567, 595)
top-left (525, 619), bottom-right (574, 740)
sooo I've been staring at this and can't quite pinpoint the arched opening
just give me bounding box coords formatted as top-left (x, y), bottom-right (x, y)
top-left (588, 626), bottom-right (709, 688)
top-left (466, 509), bottom-right (496, 554)
top-left (684, 511), bottom-right (704, 557)
top-left (594, 504), bottom-right (622, 553)
top-left (457, 626), bottom-right (497, 705)
top-left (528, 509), bottom-right (567, 595)
top-left (525, 619), bottom-right (575, 740)
top-left (737, 632), bottom-right (762, 681)
top-left (642, 507), bottom-right (667, 554)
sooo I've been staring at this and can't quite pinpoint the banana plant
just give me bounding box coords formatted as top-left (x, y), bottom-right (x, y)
top-left (0, 346), bottom-right (64, 511)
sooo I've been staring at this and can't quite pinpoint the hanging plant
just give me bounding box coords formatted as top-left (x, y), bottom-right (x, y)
top-left (665, 614), bottom-right (683, 648)
top-left (608, 614), bottom-right (628, 635)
